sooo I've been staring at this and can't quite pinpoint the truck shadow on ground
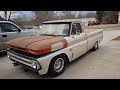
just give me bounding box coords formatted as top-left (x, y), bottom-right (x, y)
top-left (16, 66), bottom-right (47, 79)
top-left (66, 47), bottom-right (102, 67)
top-left (23, 49), bottom-right (100, 79)
top-left (48, 49), bottom-right (97, 79)
top-left (0, 49), bottom-right (100, 79)
top-left (49, 47), bottom-right (102, 79)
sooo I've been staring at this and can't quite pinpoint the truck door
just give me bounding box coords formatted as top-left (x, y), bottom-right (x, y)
top-left (0, 23), bottom-right (21, 50)
top-left (0, 27), bottom-right (3, 51)
top-left (71, 23), bottom-right (87, 60)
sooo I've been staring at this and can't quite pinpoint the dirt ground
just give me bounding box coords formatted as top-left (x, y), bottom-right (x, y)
top-left (0, 29), bottom-right (120, 79)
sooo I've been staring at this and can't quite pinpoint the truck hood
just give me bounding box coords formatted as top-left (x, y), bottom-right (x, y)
top-left (8, 35), bottom-right (68, 55)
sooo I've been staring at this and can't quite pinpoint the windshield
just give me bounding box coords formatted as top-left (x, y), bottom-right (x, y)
top-left (39, 23), bottom-right (70, 36)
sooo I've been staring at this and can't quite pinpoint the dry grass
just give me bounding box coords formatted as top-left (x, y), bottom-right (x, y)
top-left (84, 24), bottom-right (120, 29)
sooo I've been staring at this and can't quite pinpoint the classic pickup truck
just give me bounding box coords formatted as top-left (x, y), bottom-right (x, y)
top-left (0, 21), bottom-right (39, 53)
top-left (7, 19), bottom-right (103, 76)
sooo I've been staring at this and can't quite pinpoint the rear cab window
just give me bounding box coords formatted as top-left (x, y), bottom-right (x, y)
top-left (71, 23), bottom-right (82, 35)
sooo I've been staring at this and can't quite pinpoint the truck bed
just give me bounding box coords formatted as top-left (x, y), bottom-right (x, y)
top-left (84, 29), bottom-right (103, 33)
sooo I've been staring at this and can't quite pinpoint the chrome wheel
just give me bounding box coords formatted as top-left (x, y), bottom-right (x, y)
top-left (54, 58), bottom-right (64, 72)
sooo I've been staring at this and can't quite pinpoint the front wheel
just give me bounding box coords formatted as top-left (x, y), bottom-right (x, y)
top-left (48, 55), bottom-right (67, 77)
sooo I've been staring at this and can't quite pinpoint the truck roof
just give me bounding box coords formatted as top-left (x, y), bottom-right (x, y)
top-left (0, 21), bottom-right (22, 30)
top-left (0, 21), bottom-right (16, 25)
top-left (0, 21), bottom-right (13, 23)
top-left (43, 19), bottom-right (82, 24)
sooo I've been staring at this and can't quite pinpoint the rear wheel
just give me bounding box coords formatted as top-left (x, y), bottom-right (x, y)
top-left (48, 55), bottom-right (67, 77)
top-left (92, 41), bottom-right (98, 51)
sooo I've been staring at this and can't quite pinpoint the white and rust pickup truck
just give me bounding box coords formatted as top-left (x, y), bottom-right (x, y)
top-left (7, 19), bottom-right (103, 76)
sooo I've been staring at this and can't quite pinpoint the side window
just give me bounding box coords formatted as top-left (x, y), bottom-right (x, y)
top-left (71, 23), bottom-right (82, 35)
top-left (0, 23), bottom-right (19, 32)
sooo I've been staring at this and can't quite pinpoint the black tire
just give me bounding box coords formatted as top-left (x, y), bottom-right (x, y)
top-left (92, 41), bottom-right (98, 51)
top-left (48, 55), bottom-right (67, 77)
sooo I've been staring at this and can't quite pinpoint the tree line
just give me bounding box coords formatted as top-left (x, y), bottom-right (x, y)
top-left (32, 11), bottom-right (119, 26)
top-left (11, 11), bottom-right (96, 27)
top-left (96, 11), bottom-right (119, 24)
top-left (0, 11), bottom-right (119, 27)
top-left (30, 11), bottom-right (96, 26)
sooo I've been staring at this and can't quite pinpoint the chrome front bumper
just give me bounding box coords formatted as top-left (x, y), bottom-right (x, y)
top-left (7, 49), bottom-right (57, 75)
top-left (7, 50), bottom-right (41, 72)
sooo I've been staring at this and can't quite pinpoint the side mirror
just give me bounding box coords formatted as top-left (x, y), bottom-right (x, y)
top-left (18, 29), bottom-right (21, 32)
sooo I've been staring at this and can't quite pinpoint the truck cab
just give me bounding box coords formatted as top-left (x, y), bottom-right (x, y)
top-left (68, 22), bottom-right (88, 60)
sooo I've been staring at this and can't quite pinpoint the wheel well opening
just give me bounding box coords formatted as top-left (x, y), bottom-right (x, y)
top-left (60, 53), bottom-right (69, 63)
top-left (51, 53), bottom-right (69, 63)
top-left (95, 40), bottom-right (98, 44)
top-left (47, 53), bottom-right (69, 75)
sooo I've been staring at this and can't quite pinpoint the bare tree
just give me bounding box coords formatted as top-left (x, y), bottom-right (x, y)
top-left (33, 11), bottom-right (56, 26)
top-left (77, 11), bottom-right (96, 18)
top-left (86, 12), bottom-right (96, 18)
top-left (77, 11), bottom-right (82, 18)
top-left (11, 13), bottom-right (30, 28)
top-left (0, 16), bottom-right (5, 21)
top-left (8, 11), bottom-right (12, 20)
top-left (60, 11), bottom-right (76, 19)
top-left (3, 11), bottom-right (12, 20)
top-left (96, 11), bottom-right (119, 24)
top-left (101, 11), bottom-right (119, 24)
top-left (4, 11), bottom-right (7, 20)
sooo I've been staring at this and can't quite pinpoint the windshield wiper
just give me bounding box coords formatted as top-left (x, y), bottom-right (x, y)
top-left (40, 33), bottom-right (57, 36)
top-left (48, 33), bottom-right (57, 36)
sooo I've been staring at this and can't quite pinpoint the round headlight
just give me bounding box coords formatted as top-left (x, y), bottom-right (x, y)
top-left (32, 65), bottom-right (37, 69)
top-left (7, 54), bottom-right (10, 58)
top-left (31, 61), bottom-right (37, 69)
